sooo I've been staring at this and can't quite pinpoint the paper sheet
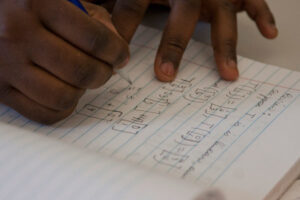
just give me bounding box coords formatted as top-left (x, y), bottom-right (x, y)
top-left (0, 123), bottom-right (204, 200)
top-left (0, 25), bottom-right (299, 200)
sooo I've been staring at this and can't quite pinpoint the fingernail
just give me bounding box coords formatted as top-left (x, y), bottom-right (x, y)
top-left (223, 59), bottom-right (239, 81)
top-left (269, 24), bottom-right (278, 37)
top-left (122, 58), bottom-right (130, 67)
top-left (116, 57), bottom-right (130, 69)
top-left (160, 62), bottom-right (175, 77)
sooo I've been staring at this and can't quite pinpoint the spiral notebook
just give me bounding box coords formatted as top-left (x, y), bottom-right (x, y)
top-left (0, 25), bottom-right (299, 200)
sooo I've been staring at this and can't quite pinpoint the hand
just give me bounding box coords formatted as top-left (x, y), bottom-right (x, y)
top-left (110, 0), bottom-right (278, 82)
top-left (0, 0), bottom-right (129, 124)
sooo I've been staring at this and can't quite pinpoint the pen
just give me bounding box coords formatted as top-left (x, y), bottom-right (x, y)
top-left (67, 0), bottom-right (132, 85)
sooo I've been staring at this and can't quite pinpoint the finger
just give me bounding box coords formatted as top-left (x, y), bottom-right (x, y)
top-left (8, 64), bottom-right (84, 111)
top-left (211, 1), bottom-right (239, 81)
top-left (72, 0), bottom-right (122, 28)
top-left (35, 0), bottom-right (129, 67)
top-left (151, 0), bottom-right (169, 6)
top-left (28, 27), bottom-right (113, 89)
top-left (244, 0), bottom-right (278, 39)
top-left (112, 0), bottom-right (151, 42)
top-left (83, 2), bottom-right (119, 34)
top-left (0, 87), bottom-right (74, 124)
top-left (154, 0), bottom-right (201, 82)
top-left (97, 0), bottom-right (117, 12)
top-left (83, 1), bottom-right (131, 68)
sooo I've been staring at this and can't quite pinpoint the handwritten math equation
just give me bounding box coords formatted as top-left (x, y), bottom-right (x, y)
top-left (1, 26), bottom-right (299, 188)
top-left (58, 31), bottom-right (300, 186)
top-left (73, 63), bottom-right (299, 186)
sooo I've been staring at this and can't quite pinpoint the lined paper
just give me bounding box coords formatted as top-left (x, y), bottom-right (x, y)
top-left (0, 123), bottom-right (202, 200)
top-left (0, 25), bottom-right (299, 200)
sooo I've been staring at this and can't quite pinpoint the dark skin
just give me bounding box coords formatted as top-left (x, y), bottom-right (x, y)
top-left (0, 0), bottom-right (129, 124)
top-left (98, 0), bottom-right (278, 82)
top-left (0, 0), bottom-right (277, 124)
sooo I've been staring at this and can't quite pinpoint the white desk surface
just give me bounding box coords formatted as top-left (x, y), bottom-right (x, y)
top-left (142, 0), bottom-right (300, 71)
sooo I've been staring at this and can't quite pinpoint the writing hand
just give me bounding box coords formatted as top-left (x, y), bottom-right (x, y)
top-left (0, 0), bottom-right (129, 124)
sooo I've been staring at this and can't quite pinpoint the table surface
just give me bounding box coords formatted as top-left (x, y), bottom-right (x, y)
top-left (142, 0), bottom-right (300, 71)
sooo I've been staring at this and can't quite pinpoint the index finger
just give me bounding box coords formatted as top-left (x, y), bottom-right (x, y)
top-left (112, 0), bottom-right (151, 42)
top-left (154, 0), bottom-right (201, 82)
top-left (35, 0), bottom-right (129, 67)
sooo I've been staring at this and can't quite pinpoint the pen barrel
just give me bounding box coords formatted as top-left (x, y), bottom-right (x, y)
top-left (67, 0), bottom-right (88, 14)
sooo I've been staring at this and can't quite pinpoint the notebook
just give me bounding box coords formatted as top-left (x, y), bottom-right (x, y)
top-left (0, 25), bottom-right (299, 200)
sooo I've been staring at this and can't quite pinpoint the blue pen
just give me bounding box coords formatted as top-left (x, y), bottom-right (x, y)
top-left (67, 0), bottom-right (132, 85)
top-left (68, 0), bottom-right (88, 14)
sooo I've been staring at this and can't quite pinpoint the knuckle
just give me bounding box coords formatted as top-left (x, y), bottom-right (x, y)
top-left (0, 84), bottom-right (12, 100)
top-left (54, 88), bottom-right (82, 110)
top-left (224, 39), bottom-right (236, 50)
top-left (160, 37), bottom-right (187, 67)
top-left (214, 39), bottom-right (237, 60)
top-left (73, 62), bottom-right (100, 88)
top-left (119, 0), bottom-right (146, 16)
top-left (245, 1), bottom-right (274, 22)
top-left (213, 39), bottom-right (236, 52)
top-left (0, 3), bottom-right (36, 41)
top-left (165, 37), bottom-right (186, 53)
top-left (218, 0), bottom-right (236, 12)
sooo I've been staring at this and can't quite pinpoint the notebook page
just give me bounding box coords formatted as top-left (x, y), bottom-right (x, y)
top-left (0, 123), bottom-right (203, 200)
top-left (0, 25), bottom-right (299, 199)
